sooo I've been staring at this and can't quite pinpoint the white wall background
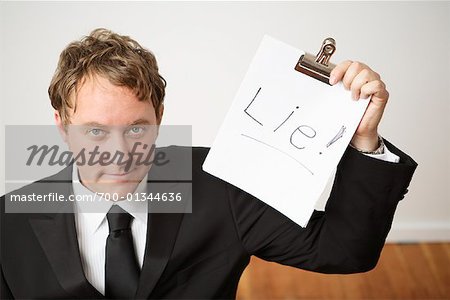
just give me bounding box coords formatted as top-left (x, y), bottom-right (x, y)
top-left (1, 1), bottom-right (449, 242)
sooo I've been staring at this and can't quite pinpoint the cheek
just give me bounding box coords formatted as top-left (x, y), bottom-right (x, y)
top-left (66, 131), bottom-right (99, 156)
top-left (67, 145), bottom-right (104, 182)
top-left (76, 165), bottom-right (104, 185)
top-left (128, 167), bottom-right (150, 183)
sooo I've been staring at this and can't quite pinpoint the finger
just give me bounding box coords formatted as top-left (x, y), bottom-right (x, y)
top-left (350, 69), bottom-right (378, 100)
top-left (329, 60), bottom-right (352, 85)
top-left (360, 80), bottom-right (388, 104)
top-left (342, 61), bottom-right (367, 90)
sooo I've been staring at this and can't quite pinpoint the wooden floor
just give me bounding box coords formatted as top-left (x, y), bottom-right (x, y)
top-left (236, 243), bottom-right (450, 300)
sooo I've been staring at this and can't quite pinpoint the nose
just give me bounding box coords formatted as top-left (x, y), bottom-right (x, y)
top-left (103, 131), bottom-right (134, 170)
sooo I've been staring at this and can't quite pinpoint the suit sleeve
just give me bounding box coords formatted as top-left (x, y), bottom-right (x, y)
top-left (1, 196), bottom-right (13, 299)
top-left (226, 138), bottom-right (417, 274)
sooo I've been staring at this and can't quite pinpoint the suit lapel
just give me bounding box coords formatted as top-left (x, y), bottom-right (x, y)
top-left (29, 213), bottom-right (104, 298)
top-left (135, 212), bottom-right (185, 299)
top-left (28, 165), bottom-right (104, 298)
top-left (136, 147), bottom-right (189, 298)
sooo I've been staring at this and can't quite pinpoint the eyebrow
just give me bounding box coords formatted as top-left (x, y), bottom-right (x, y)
top-left (82, 122), bottom-right (107, 128)
top-left (82, 119), bottom-right (152, 127)
top-left (129, 119), bottom-right (152, 125)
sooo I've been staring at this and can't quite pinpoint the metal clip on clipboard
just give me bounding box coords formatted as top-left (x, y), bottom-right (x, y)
top-left (295, 38), bottom-right (336, 85)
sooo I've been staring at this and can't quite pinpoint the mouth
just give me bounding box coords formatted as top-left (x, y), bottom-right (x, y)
top-left (106, 172), bottom-right (131, 176)
top-left (103, 168), bottom-right (136, 178)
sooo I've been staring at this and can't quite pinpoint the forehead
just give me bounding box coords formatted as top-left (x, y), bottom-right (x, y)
top-left (76, 74), bottom-right (135, 103)
top-left (70, 74), bottom-right (156, 125)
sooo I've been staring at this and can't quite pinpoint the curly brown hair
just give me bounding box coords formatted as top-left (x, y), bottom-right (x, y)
top-left (48, 28), bottom-right (166, 124)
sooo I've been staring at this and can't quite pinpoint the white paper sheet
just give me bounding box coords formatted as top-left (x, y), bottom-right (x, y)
top-left (202, 35), bottom-right (369, 227)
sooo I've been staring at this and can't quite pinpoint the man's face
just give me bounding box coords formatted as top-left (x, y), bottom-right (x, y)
top-left (56, 74), bottom-right (163, 198)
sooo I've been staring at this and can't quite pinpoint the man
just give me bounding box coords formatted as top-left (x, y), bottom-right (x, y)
top-left (1, 28), bottom-right (417, 299)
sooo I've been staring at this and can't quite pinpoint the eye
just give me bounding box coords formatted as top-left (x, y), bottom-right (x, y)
top-left (130, 127), bottom-right (143, 134)
top-left (127, 126), bottom-right (145, 137)
top-left (87, 128), bottom-right (107, 137)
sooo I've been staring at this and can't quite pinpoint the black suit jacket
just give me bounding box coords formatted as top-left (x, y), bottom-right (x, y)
top-left (1, 139), bottom-right (417, 299)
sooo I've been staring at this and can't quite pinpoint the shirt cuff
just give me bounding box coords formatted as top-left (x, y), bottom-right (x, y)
top-left (362, 144), bottom-right (400, 163)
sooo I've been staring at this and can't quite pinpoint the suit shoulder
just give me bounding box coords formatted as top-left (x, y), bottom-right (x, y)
top-left (2, 166), bottom-right (72, 199)
top-left (156, 145), bottom-right (210, 168)
top-left (192, 146), bottom-right (211, 164)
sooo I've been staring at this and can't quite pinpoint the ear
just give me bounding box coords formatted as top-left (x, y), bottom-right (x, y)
top-left (155, 103), bottom-right (164, 136)
top-left (54, 110), bottom-right (68, 143)
top-left (157, 103), bottom-right (164, 125)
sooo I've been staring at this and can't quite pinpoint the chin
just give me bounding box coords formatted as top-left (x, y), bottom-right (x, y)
top-left (109, 182), bottom-right (140, 197)
top-left (87, 181), bottom-right (140, 200)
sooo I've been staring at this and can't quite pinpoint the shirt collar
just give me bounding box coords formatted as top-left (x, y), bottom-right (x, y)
top-left (72, 165), bottom-right (149, 234)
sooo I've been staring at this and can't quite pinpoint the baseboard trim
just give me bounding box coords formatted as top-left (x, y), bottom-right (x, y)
top-left (386, 222), bottom-right (450, 243)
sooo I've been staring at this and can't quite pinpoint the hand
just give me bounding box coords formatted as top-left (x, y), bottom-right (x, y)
top-left (329, 61), bottom-right (389, 152)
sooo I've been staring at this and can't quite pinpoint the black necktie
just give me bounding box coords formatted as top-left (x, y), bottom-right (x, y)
top-left (105, 205), bottom-right (140, 299)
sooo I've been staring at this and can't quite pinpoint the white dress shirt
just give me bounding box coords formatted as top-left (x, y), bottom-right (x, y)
top-left (72, 166), bottom-right (148, 296)
top-left (72, 144), bottom-right (399, 295)
top-left (364, 145), bottom-right (400, 163)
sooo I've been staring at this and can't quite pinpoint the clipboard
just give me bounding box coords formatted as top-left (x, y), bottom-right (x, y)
top-left (296, 38), bottom-right (336, 85)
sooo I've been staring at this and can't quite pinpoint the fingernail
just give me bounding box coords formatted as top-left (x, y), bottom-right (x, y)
top-left (329, 75), bottom-right (336, 85)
